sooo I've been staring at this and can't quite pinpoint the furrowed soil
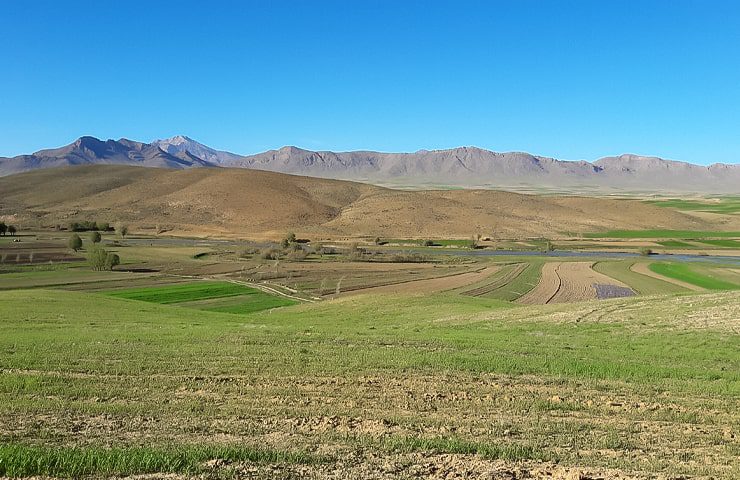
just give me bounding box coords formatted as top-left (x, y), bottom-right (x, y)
top-left (518, 262), bottom-right (634, 305)
top-left (336, 265), bottom-right (501, 297)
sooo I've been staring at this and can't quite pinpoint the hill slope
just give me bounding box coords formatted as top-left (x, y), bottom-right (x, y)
top-left (0, 165), bottom-right (718, 238)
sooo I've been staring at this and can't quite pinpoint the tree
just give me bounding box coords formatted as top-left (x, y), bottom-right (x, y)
top-left (87, 245), bottom-right (120, 271)
top-left (0, 222), bottom-right (6, 236)
top-left (281, 232), bottom-right (297, 249)
top-left (105, 253), bottom-right (120, 270)
top-left (68, 233), bottom-right (83, 252)
top-left (374, 237), bottom-right (382, 245)
top-left (89, 231), bottom-right (102, 243)
top-left (7, 225), bottom-right (16, 236)
top-left (639, 247), bottom-right (653, 256)
top-left (115, 223), bottom-right (129, 238)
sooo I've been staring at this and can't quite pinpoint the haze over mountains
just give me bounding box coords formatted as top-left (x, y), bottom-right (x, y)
top-left (1, 136), bottom-right (738, 193)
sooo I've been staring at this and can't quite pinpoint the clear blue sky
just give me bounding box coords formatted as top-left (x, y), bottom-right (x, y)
top-left (1, 0), bottom-right (739, 164)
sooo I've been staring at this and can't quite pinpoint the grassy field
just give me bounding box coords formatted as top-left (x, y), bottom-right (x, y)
top-left (1, 232), bottom-right (739, 477)
top-left (105, 281), bottom-right (297, 313)
top-left (649, 262), bottom-right (740, 290)
top-left (696, 239), bottom-right (740, 248)
top-left (592, 260), bottom-right (688, 295)
top-left (106, 281), bottom-right (257, 304)
top-left (655, 240), bottom-right (695, 248)
top-left (584, 229), bottom-right (740, 239)
top-left (484, 260), bottom-right (544, 301)
top-left (646, 197), bottom-right (740, 215)
top-left (0, 288), bottom-right (738, 478)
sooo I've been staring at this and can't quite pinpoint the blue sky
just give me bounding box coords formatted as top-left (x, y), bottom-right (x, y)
top-left (1, 0), bottom-right (739, 164)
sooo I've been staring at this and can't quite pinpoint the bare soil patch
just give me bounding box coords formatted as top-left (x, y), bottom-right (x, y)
top-left (337, 265), bottom-right (501, 297)
top-left (518, 262), bottom-right (634, 304)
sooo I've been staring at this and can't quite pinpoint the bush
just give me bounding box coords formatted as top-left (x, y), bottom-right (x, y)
top-left (89, 231), bottom-right (102, 243)
top-left (287, 250), bottom-right (307, 262)
top-left (68, 234), bottom-right (83, 252)
top-left (87, 245), bottom-right (120, 271)
top-left (260, 248), bottom-right (281, 260)
top-left (68, 220), bottom-right (108, 232)
top-left (423, 240), bottom-right (435, 247)
top-left (389, 252), bottom-right (430, 263)
top-left (639, 247), bottom-right (653, 256)
top-left (238, 247), bottom-right (260, 257)
top-left (115, 223), bottom-right (129, 238)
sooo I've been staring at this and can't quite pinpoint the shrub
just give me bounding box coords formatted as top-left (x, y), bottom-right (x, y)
top-left (89, 231), bottom-right (102, 243)
top-left (260, 248), bottom-right (281, 260)
top-left (639, 247), bottom-right (653, 256)
top-left (390, 252), bottom-right (430, 263)
top-left (68, 220), bottom-right (106, 232)
top-left (423, 240), bottom-right (435, 247)
top-left (287, 250), bottom-right (307, 262)
top-left (87, 245), bottom-right (120, 271)
top-left (238, 247), bottom-right (260, 257)
top-left (68, 234), bottom-right (83, 252)
top-left (115, 222), bottom-right (129, 238)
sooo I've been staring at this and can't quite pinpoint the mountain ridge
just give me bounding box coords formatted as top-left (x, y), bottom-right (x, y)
top-left (1, 136), bottom-right (738, 193)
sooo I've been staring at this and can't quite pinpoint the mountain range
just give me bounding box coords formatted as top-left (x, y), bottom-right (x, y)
top-left (1, 135), bottom-right (738, 193)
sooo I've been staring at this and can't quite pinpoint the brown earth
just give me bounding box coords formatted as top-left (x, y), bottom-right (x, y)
top-left (0, 165), bottom-right (720, 239)
top-left (335, 265), bottom-right (501, 297)
top-left (518, 262), bottom-right (632, 305)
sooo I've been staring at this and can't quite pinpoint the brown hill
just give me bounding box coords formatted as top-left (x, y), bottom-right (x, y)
top-left (0, 165), bottom-right (719, 239)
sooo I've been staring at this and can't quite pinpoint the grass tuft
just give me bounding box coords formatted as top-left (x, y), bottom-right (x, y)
top-left (0, 443), bottom-right (321, 478)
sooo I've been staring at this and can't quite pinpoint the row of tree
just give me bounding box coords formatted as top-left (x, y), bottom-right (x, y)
top-left (67, 233), bottom-right (120, 270)
top-left (0, 222), bottom-right (18, 236)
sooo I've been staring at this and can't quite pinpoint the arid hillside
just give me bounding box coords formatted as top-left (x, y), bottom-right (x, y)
top-left (0, 165), bottom-right (720, 238)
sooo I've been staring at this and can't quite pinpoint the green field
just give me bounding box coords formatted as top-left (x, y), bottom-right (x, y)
top-left (0, 288), bottom-right (738, 477)
top-left (106, 281), bottom-right (259, 304)
top-left (484, 260), bottom-right (544, 301)
top-left (646, 197), bottom-right (740, 215)
top-left (649, 263), bottom-right (740, 290)
top-left (592, 260), bottom-right (688, 295)
top-left (584, 229), bottom-right (740, 239)
top-left (696, 239), bottom-right (740, 248)
top-left (656, 240), bottom-right (695, 248)
top-left (105, 281), bottom-right (297, 313)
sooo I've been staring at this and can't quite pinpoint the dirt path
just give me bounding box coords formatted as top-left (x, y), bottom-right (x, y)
top-left (630, 262), bottom-right (706, 292)
top-left (337, 265), bottom-right (501, 297)
top-left (518, 262), bottom-right (634, 305)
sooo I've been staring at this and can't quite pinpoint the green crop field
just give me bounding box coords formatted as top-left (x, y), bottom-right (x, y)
top-left (649, 263), bottom-right (740, 290)
top-left (483, 260), bottom-right (544, 301)
top-left (696, 239), bottom-right (740, 248)
top-left (104, 281), bottom-right (297, 314)
top-left (592, 261), bottom-right (688, 295)
top-left (656, 240), bottom-right (695, 248)
top-left (645, 197), bottom-right (740, 215)
top-left (0, 288), bottom-right (738, 478)
top-left (105, 281), bottom-right (258, 304)
top-left (584, 229), bottom-right (740, 239)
